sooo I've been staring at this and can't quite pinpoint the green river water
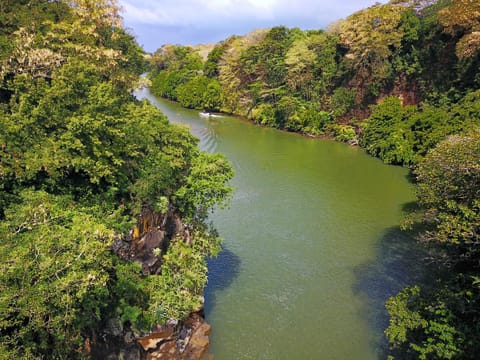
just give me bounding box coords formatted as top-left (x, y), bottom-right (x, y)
top-left (136, 87), bottom-right (424, 359)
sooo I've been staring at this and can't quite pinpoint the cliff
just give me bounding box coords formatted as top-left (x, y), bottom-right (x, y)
top-left (90, 207), bottom-right (213, 359)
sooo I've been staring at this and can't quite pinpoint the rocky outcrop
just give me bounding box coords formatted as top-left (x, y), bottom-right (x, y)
top-left (144, 313), bottom-right (211, 360)
top-left (113, 206), bottom-right (189, 274)
top-left (137, 323), bottom-right (175, 352)
top-left (90, 312), bottom-right (211, 360)
top-left (92, 206), bottom-right (211, 360)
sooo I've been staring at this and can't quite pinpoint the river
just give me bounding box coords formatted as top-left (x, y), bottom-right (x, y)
top-left (135, 87), bottom-right (423, 359)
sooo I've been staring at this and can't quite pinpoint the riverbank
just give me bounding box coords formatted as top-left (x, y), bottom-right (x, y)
top-left (152, 94), bottom-right (360, 147)
top-left (90, 312), bottom-right (211, 360)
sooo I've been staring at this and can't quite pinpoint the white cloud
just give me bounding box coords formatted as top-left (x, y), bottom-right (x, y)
top-left (118, 0), bottom-right (388, 51)
top-left (119, 0), bottom-right (385, 27)
top-left (120, 0), bottom-right (279, 26)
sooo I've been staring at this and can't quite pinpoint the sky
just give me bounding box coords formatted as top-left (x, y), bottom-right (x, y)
top-left (119, 0), bottom-right (387, 52)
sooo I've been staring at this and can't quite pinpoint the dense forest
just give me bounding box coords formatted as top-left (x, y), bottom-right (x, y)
top-left (0, 0), bottom-right (233, 358)
top-left (150, 0), bottom-right (479, 167)
top-left (149, 0), bottom-right (480, 358)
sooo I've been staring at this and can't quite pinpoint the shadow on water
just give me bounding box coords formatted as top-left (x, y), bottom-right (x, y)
top-left (353, 220), bottom-right (430, 357)
top-left (204, 246), bottom-right (241, 317)
top-left (405, 169), bottom-right (417, 184)
top-left (401, 200), bottom-right (420, 214)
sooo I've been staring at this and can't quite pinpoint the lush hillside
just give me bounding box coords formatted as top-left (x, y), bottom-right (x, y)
top-left (150, 0), bottom-right (479, 166)
top-left (0, 1), bottom-right (233, 358)
top-left (149, 0), bottom-right (480, 358)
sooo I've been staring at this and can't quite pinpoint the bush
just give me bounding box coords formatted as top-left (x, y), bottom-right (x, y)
top-left (326, 124), bottom-right (358, 143)
top-left (252, 103), bottom-right (276, 126)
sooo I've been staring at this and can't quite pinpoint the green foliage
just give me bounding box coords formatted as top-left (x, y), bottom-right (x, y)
top-left (360, 90), bottom-right (480, 166)
top-left (204, 43), bottom-right (226, 78)
top-left (285, 37), bottom-right (316, 98)
top-left (331, 87), bottom-right (357, 118)
top-left (151, 70), bottom-right (189, 100)
top-left (284, 31), bottom-right (338, 101)
top-left (151, 45), bottom-right (203, 73)
top-left (152, 72), bottom-right (223, 111)
top-left (112, 261), bottom-right (150, 330)
top-left (0, 190), bottom-right (116, 358)
top-left (149, 45), bottom-right (205, 102)
top-left (327, 124), bottom-right (358, 143)
top-left (0, 1), bottom-right (234, 358)
top-left (408, 103), bottom-right (451, 157)
top-left (0, 60), bottom-right (174, 209)
top-left (391, 8), bottom-right (422, 77)
top-left (176, 76), bottom-right (210, 109)
top-left (147, 0), bottom-right (479, 150)
top-left (175, 153), bottom-right (234, 222)
top-left (360, 96), bottom-right (417, 165)
top-left (415, 130), bottom-right (480, 248)
top-left (386, 286), bottom-right (427, 345)
top-left (252, 103), bottom-right (276, 126)
top-left (259, 26), bottom-right (295, 88)
top-left (203, 79), bottom-right (223, 111)
top-left (386, 286), bottom-right (462, 359)
top-left (438, 0), bottom-right (480, 59)
top-left (308, 32), bottom-right (338, 95)
top-left (298, 106), bottom-right (333, 135)
top-left (338, 3), bottom-right (406, 85)
top-left (143, 232), bottom-right (220, 324)
top-left (386, 130), bottom-right (480, 358)
top-left (275, 95), bottom-right (300, 129)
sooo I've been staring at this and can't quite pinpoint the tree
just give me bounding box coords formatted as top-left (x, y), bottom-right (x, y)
top-left (0, 190), bottom-right (119, 358)
top-left (203, 80), bottom-right (223, 111)
top-left (386, 286), bottom-right (462, 359)
top-left (285, 38), bottom-right (316, 98)
top-left (338, 3), bottom-right (407, 84)
top-left (149, 45), bottom-right (205, 103)
top-left (176, 75), bottom-right (211, 109)
top-left (386, 130), bottom-right (480, 358)
top-left (360, 96), bottom-right (417, 165)
top-left (0, 60), bottom-right (172, 211)
top-left (438, 0), bottom-right (480, 58)
top-left (330, 87), bottom-right (357, 118)
top-left (0, 0), bottom-right (143, 88)
top-left (415, 130), bottom-right (480, 251)
top-left (204, 43), bottom-right (226, 78)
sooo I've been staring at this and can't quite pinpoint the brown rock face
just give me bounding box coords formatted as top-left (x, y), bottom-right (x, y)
top-left (145, 313), bottom-right (210, 360)
top-left (182, 322), bottom-right (211, 360)
top-left (146, 340), bottom-right (179, 359)
top-left (113, 206), bottom-right (188, 275)
top-left (91, 313), bottom-right (210, 360)
top-left (137, 326), bottom-right (175, 351)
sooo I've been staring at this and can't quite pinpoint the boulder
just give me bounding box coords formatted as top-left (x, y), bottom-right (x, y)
top-left (147, 340), bottom-right (179, 360)
top-left (182, 322), bottom-right (211, 360)
top-left (137, 327), bottom-right (175, 351)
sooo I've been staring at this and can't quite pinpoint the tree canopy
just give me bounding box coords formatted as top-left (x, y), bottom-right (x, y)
top-left (0, 1), bottom-right (233, 358)
top-left (386, 131), bottom-right (480, 359)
